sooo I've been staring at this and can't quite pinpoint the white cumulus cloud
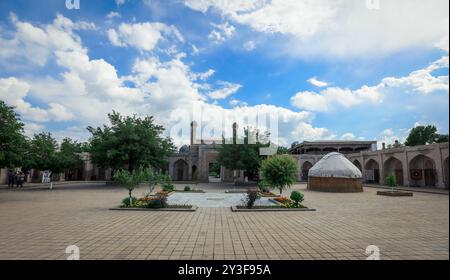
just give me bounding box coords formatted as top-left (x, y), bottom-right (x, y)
top-left (184, 0), bottom-right (449, 58)
top-left (107, 22), bottom-right (183, 51)
top-left (307, 77), bottom-right (328, 87)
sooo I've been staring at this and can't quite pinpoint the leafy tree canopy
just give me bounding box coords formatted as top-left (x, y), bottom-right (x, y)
top-left (57, 138), bottom-right (84, 173)
top-left (87, 111), bottom-right (175, 172)
top-left (0, 101), bottom-right (29, 168)
top-left (276, 146), bottom-right (290, 154)
top-left (404, 125), bottom-right (449, 146)
top-left (260, 154), bottom-right (298, 195)
top-left (28, 132), bottom-right (59, 172)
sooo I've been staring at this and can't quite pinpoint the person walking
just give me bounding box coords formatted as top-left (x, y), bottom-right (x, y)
top-left (15, 171), bottom-right (24, 188)
top-left (7, 169), bottom-right (14, 188)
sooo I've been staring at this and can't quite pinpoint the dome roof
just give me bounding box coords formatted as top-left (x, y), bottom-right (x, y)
top-left (308, 152), bottom-right (362, 178)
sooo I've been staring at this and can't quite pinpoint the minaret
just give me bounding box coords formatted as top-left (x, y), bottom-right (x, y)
top-left (232, 122), bottom-right (238, 144)
top-left (190, 121), bottom-right (197, 145)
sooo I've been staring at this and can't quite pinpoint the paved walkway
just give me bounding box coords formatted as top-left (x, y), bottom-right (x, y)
top-left (0, 183), bottom-right (448, 260)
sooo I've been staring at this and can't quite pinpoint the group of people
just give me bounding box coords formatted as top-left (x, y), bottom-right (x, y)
top-left (7, 170), bottom-right (25, 188)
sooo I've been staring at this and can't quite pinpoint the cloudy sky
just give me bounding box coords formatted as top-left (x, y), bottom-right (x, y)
top-left (0, 0), bottom-right (448, 148)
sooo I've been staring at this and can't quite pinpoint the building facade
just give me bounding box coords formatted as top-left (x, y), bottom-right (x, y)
top-left (0, 152), bottom-right (112, 184)
top-left (167, 122), bottom-right (244, 183)
top-left (2, 122), bottom-right (448, 189)
top-left (168, 127), bottom-right (449, 189)
top-left (294, 142), bottom-right (449, 189)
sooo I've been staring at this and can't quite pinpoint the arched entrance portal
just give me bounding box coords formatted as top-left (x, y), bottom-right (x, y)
top-left (383, 157), bottom-right (404, 186)
top-left (364, 159), bottom-right (380, 184)
top-left (301, 161), bottom-right (313, 181)
top-left (353, 160), bottom-right (362, 172)
top-left (191, 165), bottom-right (197, 181)
top-left (409, 155), bottom-right (437, 187)
top-left (173, 159), bottom-right (188, 181)
top-left (208, 162), bottom-right (221, 182)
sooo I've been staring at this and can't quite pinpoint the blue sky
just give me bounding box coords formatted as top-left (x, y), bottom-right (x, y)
top-left (0, 0), bottom-right (448, 148)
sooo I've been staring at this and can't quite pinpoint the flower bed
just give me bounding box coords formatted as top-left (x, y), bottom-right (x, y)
top-left (268, 196), bottom-right (309, 209)
top-left (272, 196), bottom-right (293, 204)
top-left (258, 191), bottom-right (280, 197)
top-left (155, 191), bottom-right (174, 196)
top-left (112, 193), bottom-right (195, 211)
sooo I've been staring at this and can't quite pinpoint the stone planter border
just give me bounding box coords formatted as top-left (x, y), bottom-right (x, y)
top-left (377, 191), bottom-right (413, 197)
top-left (110, 205), bottom-right (198, 212)
top-left (154, 191), bottom-right (175, 196)
top-left (231, 206), bottom-right (316, 212)
top-left (173, 190), bottom-right (206, 193)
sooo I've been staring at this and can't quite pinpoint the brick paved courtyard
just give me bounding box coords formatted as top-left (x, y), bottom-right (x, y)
top-left (0, 183), bottom-right (448, 260)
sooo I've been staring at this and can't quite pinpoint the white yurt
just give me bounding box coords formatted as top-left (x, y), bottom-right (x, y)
top-left (308, 152), bottom-right (363, 192)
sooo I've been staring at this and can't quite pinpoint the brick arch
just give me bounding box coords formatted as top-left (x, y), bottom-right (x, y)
top-left (364, 158), bottom-right (380, 184)
top-left (383, 156), bottom-right (404, 186)
top-left (352, 159), bottom-right (362, 171)
top-left (409, 154), bottom-right (437, 187)
top-left (301, 161), bottom-right (314, 181)
top-left (173, 159), bottom-right (189, 181)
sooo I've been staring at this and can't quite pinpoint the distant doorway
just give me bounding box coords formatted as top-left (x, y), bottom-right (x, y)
top-left (409, 155), bottom-right (437, 187)
top-left (301, 161), bottom-right (313, 181)
top-left (191, 165), bottom-right (197, 181)
top-left (173, 159), bottom-right (188, 181)
top-left (208, 162), bottom-right (221, 182)
top-left (384, 157), bottom-right (404, 186)
top-left (364, 159), bottom-right (380, 184)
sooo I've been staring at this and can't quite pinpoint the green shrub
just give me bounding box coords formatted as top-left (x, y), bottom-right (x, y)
top-left (243, 189), bottom-right (261, 209)
top-left (184, 186), bottom-right (191, 192)
top-left (386, 173), bottom-right (397, 189)
top-left (121, 196), bottom-right (137, 207)
top-left (162, 182), bottom-right (174, 192)
top-left (290, 191), bottom-right (304, 208)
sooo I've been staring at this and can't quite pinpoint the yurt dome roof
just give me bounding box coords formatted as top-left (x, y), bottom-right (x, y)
top-left (308, 152), bottom-right (362, 178)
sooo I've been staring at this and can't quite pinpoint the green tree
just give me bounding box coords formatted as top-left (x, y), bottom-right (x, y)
top-left (404, 125), bottom-right (449, 146)
top-left (29, 132), bottom-right (59, 172)
top-left (145, 170), bottom-right (170, 194)
top-left (57, 138), bottom-right (84, 178)
top-left (276, 146), bottom-right (290, 154)
top-left (0, 101), bottom-right (29, 168)
top-left (260, 154), bottom-right (298, 195)
top-left (114, 168), bottom-right (147, 206)
top-left (216, 128), bottom-right (269, 181)
top-left (436, 134), bottom-right (449, 143)
top-left (87, 111), bottom-right (175, 172)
